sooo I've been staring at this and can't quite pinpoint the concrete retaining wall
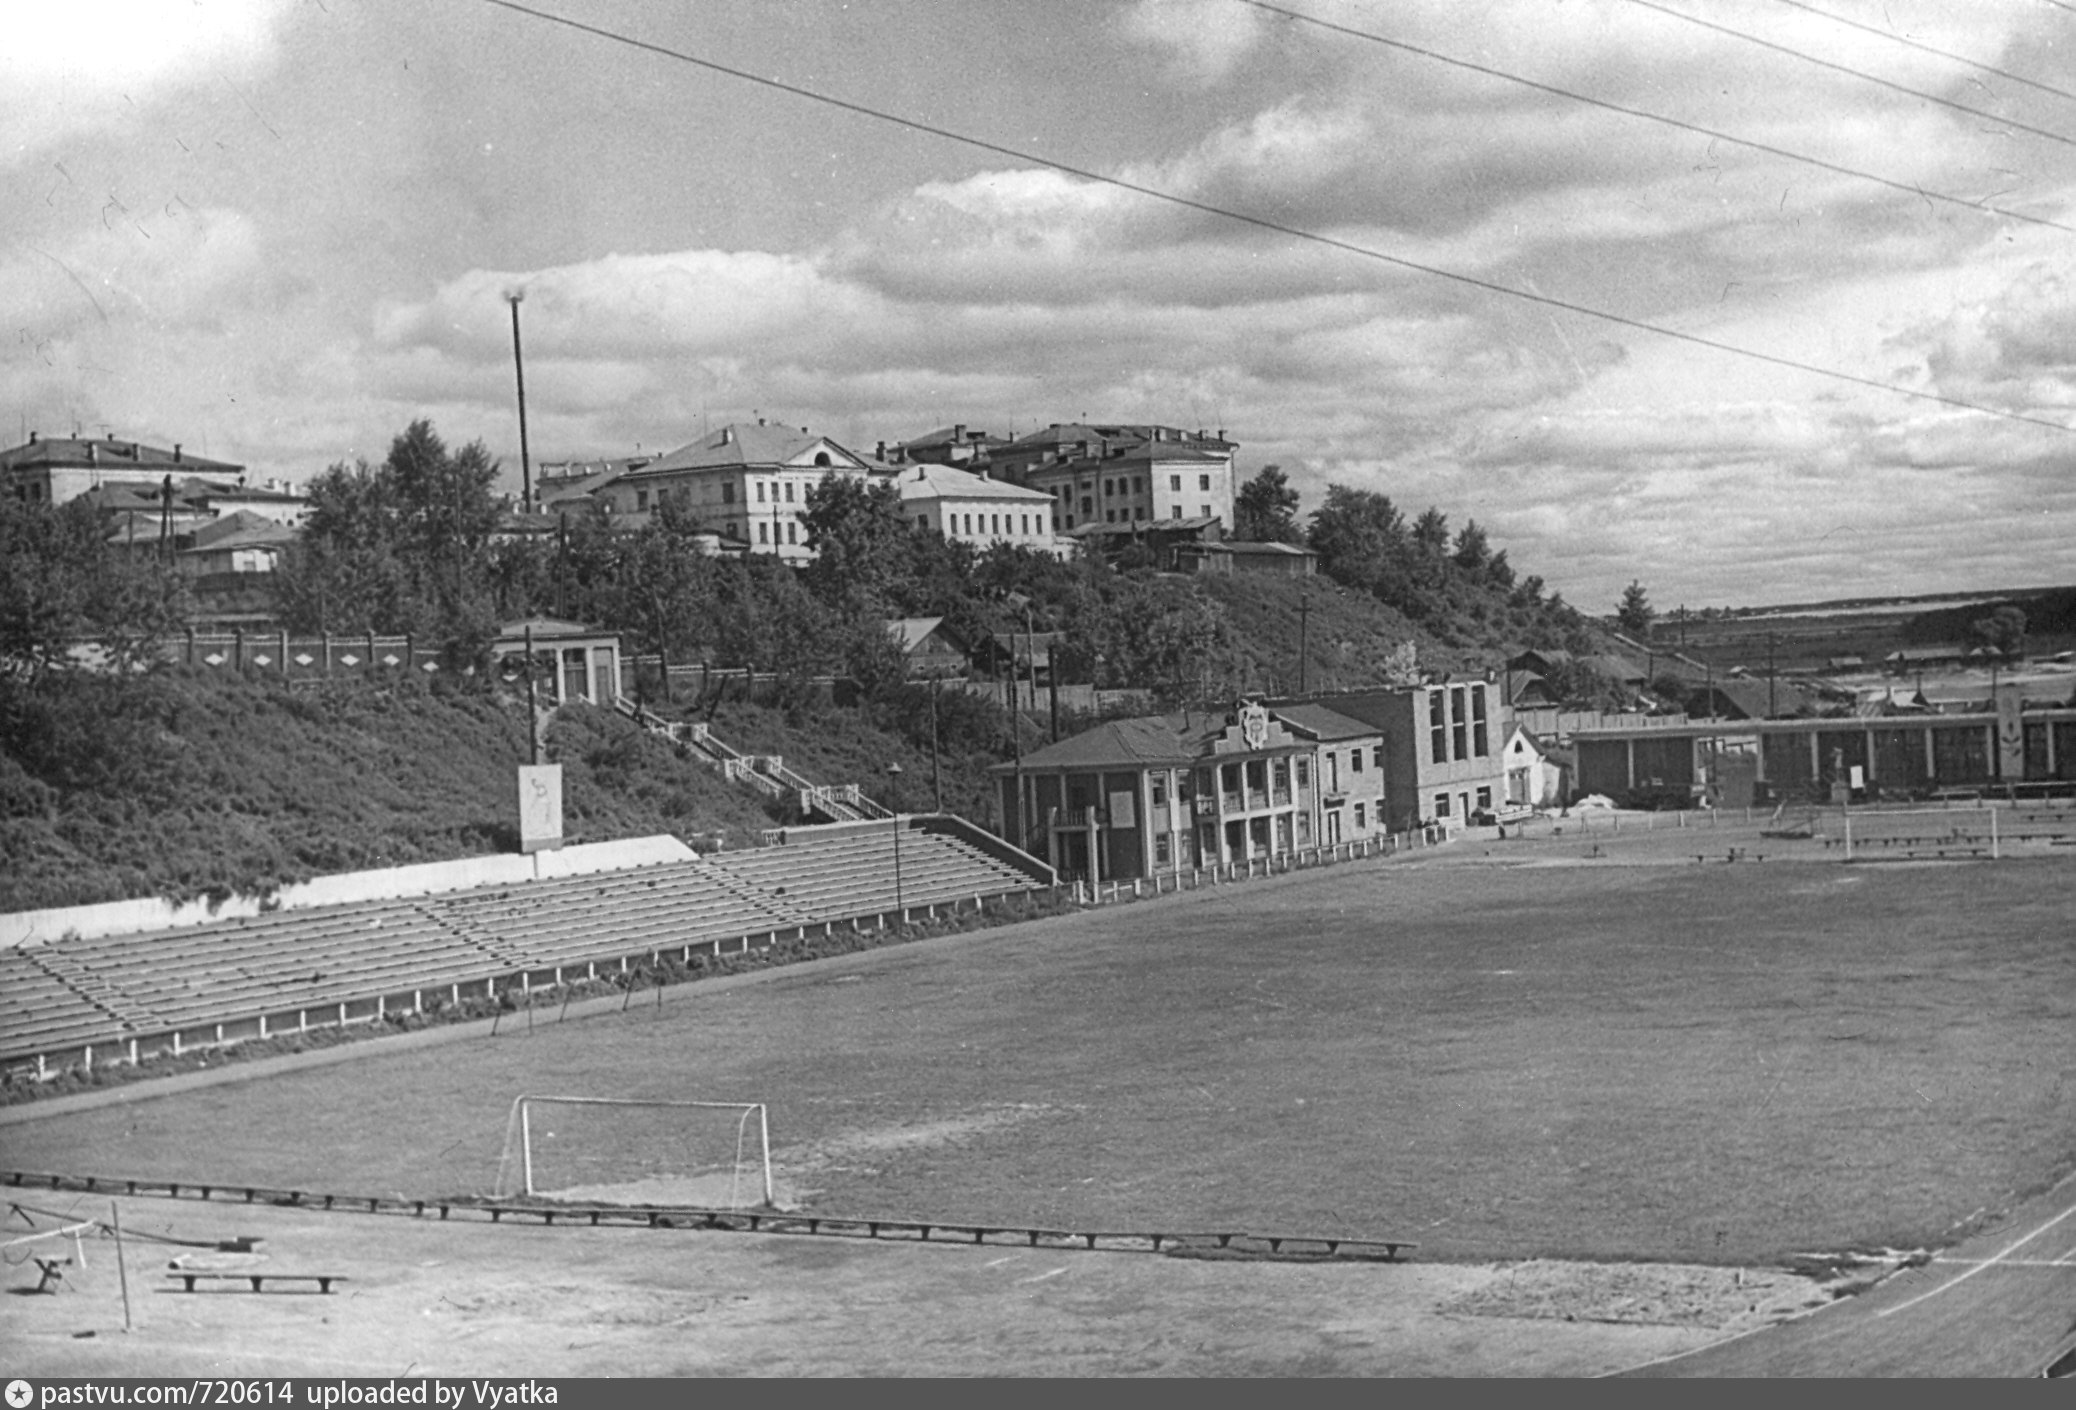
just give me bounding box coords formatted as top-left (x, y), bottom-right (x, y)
top-left (0, 835), bottom-right (697, 950)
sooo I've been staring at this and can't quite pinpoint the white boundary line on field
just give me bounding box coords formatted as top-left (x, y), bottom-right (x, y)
top-left (1876, 1198), bottom-right (2076, 1317)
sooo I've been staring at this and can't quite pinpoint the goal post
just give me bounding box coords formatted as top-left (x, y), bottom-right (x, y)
top-left (494, 1095), bottom-right (774, 1209)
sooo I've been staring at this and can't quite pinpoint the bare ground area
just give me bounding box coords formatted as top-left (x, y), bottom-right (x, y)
top-left (1, 1196), bottom-right (1824, 1378)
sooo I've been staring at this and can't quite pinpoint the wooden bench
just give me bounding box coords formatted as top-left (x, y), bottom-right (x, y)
top-left (166, 1271), bottom-right (347, 1294)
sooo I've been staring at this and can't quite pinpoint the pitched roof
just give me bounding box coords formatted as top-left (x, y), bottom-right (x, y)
top-left (1193, 540), bottom-right (1313, 557)
top-left (898, 426), bottom-right (1008, 451)
top-left (1062, 515), bottom-right (1222, 538)
top-left (1, 435), bottom-right (243, 477)
top-left (1015, 714), bottom-right (1220, 770)
top-left (886, 617), bottom-right (972, 655)
top-left (186, 510), bottom-right (296, 552)
top-left (635, 423), bottom-right (873, 475)
top-left (894, 462), bottom-right (1054, 503)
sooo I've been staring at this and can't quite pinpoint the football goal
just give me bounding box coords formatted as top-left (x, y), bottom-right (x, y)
top-left (493, 1095), bottom-right (775, 1209)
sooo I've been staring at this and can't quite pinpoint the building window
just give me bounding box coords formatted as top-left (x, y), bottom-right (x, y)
top-left (917, 515), bottom-right (929, 530)
top-left (758, 522), bottom-right (769, 544)
top-left (721, 484), bottom-right (735, 505)
top-left (755, 481), bottom-right (766, 503)
top-left (1104, 479), bottom-right (1113, 497)
top-left (1372, 745), bottom-right (1383, 770)
top-left (1081, 497), bottom-right (1093, 515)
top-left (636, 490), bottom-right (649, 510)
top-left (1021, 514), bottom-right (1029, 535)
top-left (1354, 803), bottom-right (1367, 830)
top-left (1152, 772), bottom-right (1168, 807)
top-left (1430, 690), bottom-right (1447, 764)
top-left (1295, 758), bottom-right (1309, 789)
top-left (1155, 833), bottom-right (1171, 865)
top-left (1296, 811), bottom-right (1311, 843)
top-left (1199, 505), bottom-right (1211, 518)
top-left (1327, 751), bottom-right (1340, 793)
top-left (1170, 474), bottom-right (1181, 491)
top-left (784, 482), bottom-right (795, 503)
top-left (1171, 506), bottom-right (1182, 520)
top-left (1065, 514), bottom-right (1074, 528)
top-left (1451, 685), bottom-right (1468, 761)
top-left (786, 522), bottom-right (797, 545)
top-left (1472, 683), bottom-right (1489, 757)
top-left (1199, 474), bottom-right (1210, 491)
top-left (1475, 786), bottom-right (1492, 811)
top-left (1434, 791), bottom-right (1451, 818)
top-left (1272, 758), bottom-right (1290, 795)
top-left (1351, 749), bottom-right (1364, 774)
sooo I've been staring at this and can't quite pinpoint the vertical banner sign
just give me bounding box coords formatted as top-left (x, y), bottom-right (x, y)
top-left (519, 763), bottom-right (564, 853)
top-left (1995, 687), bottom-right (2025, 780)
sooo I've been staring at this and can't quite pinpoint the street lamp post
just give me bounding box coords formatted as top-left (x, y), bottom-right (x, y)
top-left (886, 762), bottom-right (904, 917)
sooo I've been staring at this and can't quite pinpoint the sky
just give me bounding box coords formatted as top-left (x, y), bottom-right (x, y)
top-left (4, 0), bottom-right (2073, 612)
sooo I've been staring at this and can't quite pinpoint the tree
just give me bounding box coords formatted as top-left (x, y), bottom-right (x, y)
top-left (1451, 519), bottom-right (1491, 574)
top-left (1616, 580), bottom-right (1655, 636)
top-left (1307, 485), bottom-right (1410, 598)
top-left (1233, 464), bottom-right (1303, 544)
top-left (273, 420), bottom-right (503, 660)
top-left (800, 474), bottom-right (911, 610)
top-left (1411, 507), bottom-right (1451, 558)
top-left (1970, 605), bottom-right (2027, 659)
top-left (0, 493), bottom-right (186, 689)
top-left (1381, 640), bottom-right (1422, 687)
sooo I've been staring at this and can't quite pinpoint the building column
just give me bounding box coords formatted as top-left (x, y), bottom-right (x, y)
top-left (1865, 727), bottom-right (1876, 786)
top-left (1924, 725), bottom-right (1936, 781)
top-left (1810, 731), bottom-right (1821, 782)
top-left (1625, 738), bottom-right (1636, 791)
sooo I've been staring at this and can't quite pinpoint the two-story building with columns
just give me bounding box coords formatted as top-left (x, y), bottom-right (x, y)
top-left (995, 700), bottom-right (1387, 884)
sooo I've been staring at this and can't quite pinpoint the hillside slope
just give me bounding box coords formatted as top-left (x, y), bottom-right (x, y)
top-left (0, 671), bottom-right (787, 913)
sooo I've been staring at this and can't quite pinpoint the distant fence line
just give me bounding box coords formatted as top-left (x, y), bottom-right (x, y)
top-left (163, 630), bottom-right (447, 678)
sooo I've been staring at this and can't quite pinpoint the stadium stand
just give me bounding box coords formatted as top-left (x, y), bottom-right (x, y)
top-left (0, 819), bottom-right (1056, 1081)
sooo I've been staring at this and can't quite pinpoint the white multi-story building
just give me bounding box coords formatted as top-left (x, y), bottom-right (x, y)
top-left (893, 462), bottom-right (1067, 558)
top-left (985, 423), bottom-right (1237, 534)
top-left (592, 420), bottom-right (881, 563)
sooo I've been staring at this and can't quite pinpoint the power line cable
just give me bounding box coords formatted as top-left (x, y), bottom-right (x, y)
top-left (479, 0), bottom-right (2072, 436)
top-left (1765, 0), bottom-right (2076, 105)
top-left (1624, 0), bottom-right (2076, 150)
top-left (1239, 0), bottom-right (2075, 235)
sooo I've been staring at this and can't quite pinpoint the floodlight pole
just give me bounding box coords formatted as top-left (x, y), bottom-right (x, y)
top-left (507, 291), bottom-right (533, 513)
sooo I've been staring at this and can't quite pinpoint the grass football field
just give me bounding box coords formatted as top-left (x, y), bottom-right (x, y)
top-left (7, 849), bottom-right (2071, 1266)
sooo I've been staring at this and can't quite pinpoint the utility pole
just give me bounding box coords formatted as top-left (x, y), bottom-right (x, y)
top-left (1298, 589), bottom-right (1310, 696)
top-left (930, 674), bottom-right (943, 813)
top-left (1767, 632), bottom-right (1777, 718)
top-left (506, 291), bottom-right (533, 513)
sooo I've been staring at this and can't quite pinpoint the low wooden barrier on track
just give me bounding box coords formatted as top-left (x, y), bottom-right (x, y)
top-left (2, 1169), bottom-right (1416, 1264)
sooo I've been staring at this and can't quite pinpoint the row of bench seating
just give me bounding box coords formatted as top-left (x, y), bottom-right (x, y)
top-left (2, 826), bottom-right (1052, 1068)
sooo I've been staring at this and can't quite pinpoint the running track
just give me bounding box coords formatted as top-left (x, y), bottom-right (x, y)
top-left (1624, 1171), bottom-right (2076, 1376)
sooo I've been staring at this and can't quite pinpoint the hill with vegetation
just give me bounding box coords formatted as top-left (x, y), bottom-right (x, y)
top-left (2, 421), bottom-right (1639, 913)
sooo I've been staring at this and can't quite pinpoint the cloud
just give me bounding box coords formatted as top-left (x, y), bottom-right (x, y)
top-left (0, 0), bottom-right (295, 159)
top-left (1117, 0), bottom-right (1272, 79)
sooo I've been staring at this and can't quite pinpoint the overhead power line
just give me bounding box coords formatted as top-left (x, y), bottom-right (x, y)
top-left (1624, 0), bottom-right (2076, 150)
top-left (479, 0), bottom-right (2072, 436)
top-left (1766, 0), bottom-right (2076, 105)
top-left (1239, 0), bottom-right (2075, 235)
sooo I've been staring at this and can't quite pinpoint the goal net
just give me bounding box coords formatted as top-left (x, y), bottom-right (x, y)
top-left (1840, 805), bottom-right (2000, 861)
top-left (493, 1095), bottom-right (774, 1209)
